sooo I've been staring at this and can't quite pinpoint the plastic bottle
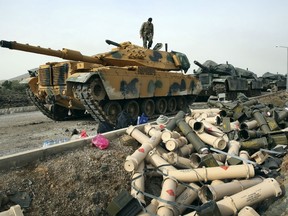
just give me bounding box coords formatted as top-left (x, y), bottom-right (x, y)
top-left (42, 138), bottom-right (69, 148)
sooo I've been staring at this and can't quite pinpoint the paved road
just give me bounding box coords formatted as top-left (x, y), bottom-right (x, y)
top-left (0, 111), bottom-right (98, 157)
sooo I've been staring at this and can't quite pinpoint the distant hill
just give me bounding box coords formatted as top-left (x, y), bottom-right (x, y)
top-left (0, 73), bottom-right (29, 83)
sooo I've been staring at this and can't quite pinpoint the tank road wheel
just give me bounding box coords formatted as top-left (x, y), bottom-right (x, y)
top-left (155, 98), bottom-right (167, 114)
top-left (176, 96), bottom-right (187, 111)
top-left (167, 97), bottom-right (177, 113)
top-left (124, 100), bottom-right (140, 120)
top-left (104, 101), bottom-right (122, 123)
top-left (88, 78), bottom-right (106, 101)
top-left (141, 99), bottom-right (155, 117)
top-left (213, 83), bottom-right (226, 95)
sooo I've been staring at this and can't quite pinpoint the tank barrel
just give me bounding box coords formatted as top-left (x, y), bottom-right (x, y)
top-left (194, 60), bottom-right (209, 71)
top-left (0, 40), bottom-right (102, 64)
top-left (0, 40), bottom-right (13, 49)
top-left (105, 39), bottom-right (121, 47)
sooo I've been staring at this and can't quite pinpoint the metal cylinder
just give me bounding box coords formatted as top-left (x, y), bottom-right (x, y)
top-left (198, 177), bottom-right (264, 203)
top-left (177, 119), bottom-right (208, 154)
top-left (189, 153), bottom-right (205, 168)
top-left (165, 137), bottom-right (187, 151)
top-left (193, 121), bottom-right (205, 133)
top-left (239, 129), bottom-right (265, 141)
top-left (240, 119), bottom-right (259, 130)
top-left (165, 110), bottom-right (186, 131)
top-left (239, 150), bottom-right (250, 164)
top-left (126, 125), bottom-right (150, 143)
top-left (202, 115), bottom-right (221, 125)
top-left (177, 144), bottom-right (195, 157)
top-left (238, 206), bottom-right (260, 216)
top-left (146, 148), bottom-right (178, 172)
top-left (226, 140), bottom-right (241, 165)
top-left (196, 118), bottom-right (228, 141)
top-left (252, 109), bottom-right (271, 133)
top-left (210, 180), bottom-right (225, 186)
top-left (195, 130), bottom-right (227, 150)
top-left (215, 178), bottom-right (282, 216)
top-left (144, 124), bottom-right (161, 137)
top-left (131, 161), bottom-right (145, 204)
top-left (124, 129), bottom-right (162, 172)
top-left (161, 130), bottom-right (181, 143)
top-left (240, 137), bottom-right (269, 150)
top-left (275, 109), bottom-right (288, 122)
top-left (242, 99), bottom-right (259, 107)
top-left (190, 153), bottom-right (225, 168)
top-left (138, 199), bottom-right (158, 215)
top-left (162, 152), bottom-right (193, 169)
top-left (212, 153), bottom-right (226, 163)
top-left (219, 109), bottom-right (234, 117)
top-left (185, 116), bottom-right (196, 129)
top-left (167, 164), bottom-right (255, 182)
top-left (190, 108), bottom-right (221, 115)
top-left (157, 178), bottom-right (178, 216)
top-left (268, 132), bottom-right (288, 146)
top-left (175, 183), bottom-right (200, 215)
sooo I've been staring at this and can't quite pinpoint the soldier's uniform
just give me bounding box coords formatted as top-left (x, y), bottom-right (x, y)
top-left (140, 18), bottom-right (154, 49)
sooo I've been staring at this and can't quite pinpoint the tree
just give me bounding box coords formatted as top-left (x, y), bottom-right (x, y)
top-left (1, 80), bottom-right (12, 90)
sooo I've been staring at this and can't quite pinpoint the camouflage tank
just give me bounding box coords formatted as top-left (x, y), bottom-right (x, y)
top-left (193, 60), bottom-right (262, 101)
top-left (0, 39), bottom-right (202, 125)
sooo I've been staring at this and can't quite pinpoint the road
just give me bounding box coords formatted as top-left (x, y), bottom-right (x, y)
top-left (0, 111), bottom-right (98, 157)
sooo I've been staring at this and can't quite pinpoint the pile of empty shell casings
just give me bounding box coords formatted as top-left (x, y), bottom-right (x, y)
top-left (119, 95), bottom-right (288, 216)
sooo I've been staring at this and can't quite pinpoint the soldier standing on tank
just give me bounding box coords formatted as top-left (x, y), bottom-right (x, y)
top-left (140, 17), bottom-right (154, 49)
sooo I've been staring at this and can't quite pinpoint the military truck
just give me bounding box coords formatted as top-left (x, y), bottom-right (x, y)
top-left (0, 39), bottom-right (202, 125)
top-left (193, 60), bottom-right (262, 101)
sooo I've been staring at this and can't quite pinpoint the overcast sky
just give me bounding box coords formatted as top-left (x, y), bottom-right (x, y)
top-left (1, 0), bottom-right (288, 81)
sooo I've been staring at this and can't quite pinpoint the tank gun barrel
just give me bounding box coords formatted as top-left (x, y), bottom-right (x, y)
top-left (0, 40), bottom-right (102, 64)
top-left (194, 60), bottom-right (209, 72)
top-left (105, 39), bottom-right (120, 47)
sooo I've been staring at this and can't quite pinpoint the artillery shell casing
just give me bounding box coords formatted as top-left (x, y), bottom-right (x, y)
top-left (177, 119), bottom-right (208, 154)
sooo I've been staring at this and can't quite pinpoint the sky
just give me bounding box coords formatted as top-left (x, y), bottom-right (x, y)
top-left (0, 0), bottom-right (288, 81)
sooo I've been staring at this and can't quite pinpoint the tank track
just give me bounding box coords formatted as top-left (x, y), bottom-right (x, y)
top-left (26, 88), bottom-right (55, 120)
top-left (74, 80), bottom-right (196, 125)
top-left (74, 83), bottom-right (114, 125)
top-left (27, 88), bottom-right (87, 121)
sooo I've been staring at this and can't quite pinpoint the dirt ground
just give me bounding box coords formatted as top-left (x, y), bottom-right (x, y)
top-left (0, 111), bottom-right (136, 215)
top-left (0, 92), bottom-right (288, 216)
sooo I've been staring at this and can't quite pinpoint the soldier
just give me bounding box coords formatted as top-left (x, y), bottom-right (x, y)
top-left (140, 17), bottom-right (154, 49)
top-left (271, 83), bottom-right (278, 92)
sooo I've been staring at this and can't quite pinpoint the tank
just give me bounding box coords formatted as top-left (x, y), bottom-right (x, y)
top-left (234, 67), bottom-right (263, 96)
top-left (193, 60), bottom-right (262, 101)
top-left (260, 72), bottom-right (287, 91)
top-left (0, 39), bottom-right (202, 125)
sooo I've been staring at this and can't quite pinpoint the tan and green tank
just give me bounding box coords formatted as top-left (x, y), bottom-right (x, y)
top-left (0, 39), bottom-right (202, 125)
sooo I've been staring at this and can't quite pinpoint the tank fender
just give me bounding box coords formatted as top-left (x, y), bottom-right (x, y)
top-left (20, 77), bottom-right (36, 84)
top-left (66, 72), bottom-right (99, 83)
top-left (211, 78), bottom-right (226, 84)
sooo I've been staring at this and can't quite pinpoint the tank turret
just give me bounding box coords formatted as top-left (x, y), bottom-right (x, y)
top-left (193, 60), bottom-right (262, 101)
top-left (1, 39), bottom-right (202, 125)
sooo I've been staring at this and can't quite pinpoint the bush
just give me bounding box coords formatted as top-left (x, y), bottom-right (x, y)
top-left (0, 80), bottom-right (31, 108)
top-left (1, 80), bottom-right (26, 93)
